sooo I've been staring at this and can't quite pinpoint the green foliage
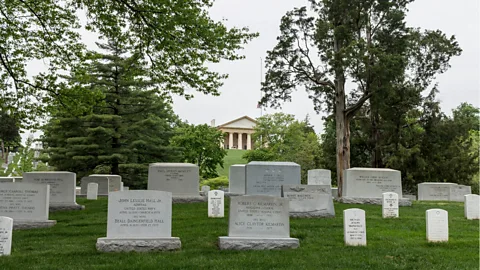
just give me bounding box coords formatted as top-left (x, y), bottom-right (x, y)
top-left (41, 41), bottom-right (182, 188)
top-left (0, 0), bottom-right (257, 127)
top-left (0, 198), bottom-right (478, 269)
top-left (243, 113), bottom-right (321, 183)
top-left (172, 124), bottom-right (227, 179)
top-left (200, 176), bottom-right (229, 190)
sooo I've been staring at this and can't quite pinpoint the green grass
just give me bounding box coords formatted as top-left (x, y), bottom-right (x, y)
top-left (0, 199), bottom-right (478, 270)
top-left (217, 149), bottom-right (248, 177)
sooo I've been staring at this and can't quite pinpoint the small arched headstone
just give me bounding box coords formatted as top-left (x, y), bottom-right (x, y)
top-left (343, 208), bottom-right (366, 246)
top-left (208, 190), bottom-right (224, 218)
top-left (382, 192), bottom-right (399, 218)
top-left (426, 209), bottom-right (448, 242)
top-left (87, 183), bottom-right (98, 200)
top-left (464, 194), bottom-right (479, 220)
top-left (0, 216), bottom-right (13, 256)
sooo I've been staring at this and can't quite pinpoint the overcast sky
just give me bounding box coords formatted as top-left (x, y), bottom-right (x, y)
top-left (24, 0), bottom-right (480, 139)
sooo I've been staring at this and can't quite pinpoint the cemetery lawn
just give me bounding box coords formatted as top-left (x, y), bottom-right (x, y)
top-left (0, 199), bottom-right (478, 270)
top-left (216, 149), bottom-right (248, 177)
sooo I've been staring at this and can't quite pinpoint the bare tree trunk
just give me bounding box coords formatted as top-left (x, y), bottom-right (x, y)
top-left (335, 73), bottom-right (348, 197)
top-left (1, 139), bottom-right (4, 161)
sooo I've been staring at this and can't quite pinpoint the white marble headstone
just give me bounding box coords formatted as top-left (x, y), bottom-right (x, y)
top-left (81, 176), bottom-right (109, 195)
top-left (23, 171), bottom-right (77, 206)
top-left (281, 185), bottom-right (335, 217)
top-left (343, 168), bottom-right (402, 198)
top-left (245, 161), bottom-right (300, 196)
top-left (106, 190), bottom-right (172, 238)
top-left (382, 192), bottom-right (399, 218)
top-left (417, 183), bottom-right (456, 201)
top-left (148, 163), bottom-right (199, 196)
top-left (90, 174), bottom-right (122, 192)
top-left (464, 194), bottom-right (480, 220)
top-left (426, 209), bottom-right (448, 242)
top-left (229, 165), bottom-right (246, 194)
top-left (228, 195), bottom-right (290, 238)
top-left (343, 208), bottom-right (366, 246)
top-left (307, 169), bottom-right (331, 185)
top-left (208, 190), bottom-right (224, 218)
top-left (449, 185), bottom-right (472, 202)
top-left (87, 183), bottom-right (98, 200)
top-left (0, 216), bottom-right (13, 256)
top-left (0, 183), bottom-right (50, 221)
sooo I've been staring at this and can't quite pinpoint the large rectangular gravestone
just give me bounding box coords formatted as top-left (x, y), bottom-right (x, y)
top-left (417, 182), bottom-right (457, 201)
top-left (23, 172), bottom-right (83, 211)
top-left (382, 192), bottom-right (399, 218)
top-left (87, 183), bottom-right (98, 200)
top-left (343, 208), bottom-right (366, 246)
top-left (281, 185), bottom-right (335, 218)
top-left (245, 161), bottom-right (300, 196)
top-left (90, 174), bottom-right (122, 192)
top-left (449, 185), bottom-right (472, 202)
top-left (81, 176), bottom-right (110, 195)
top-left (96, 190), bottom-right (181, 252)
top-left (342, 168), bottom-right (402, 198)
top-left (0, 216), bottom-right (13, 256)
top-left (148, 163), bottom-right (204, 203)
top-left (464, 194), bottom-right (480, 220)
top-left (208, 190), bottom-right (224, 218)
top-left (0, 183), bottom-right (56, 229)
top-left (307, 169), bottom-right (331, 185)
top-left (218, 195), bottom-right (299, 250)
top-left (426, 209), bottom-right (448, 242)
top-left (229, 165), bottom-right (246, 194)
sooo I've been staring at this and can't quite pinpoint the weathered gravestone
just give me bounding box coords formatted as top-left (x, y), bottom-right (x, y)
top-left (0, 216), bottom-right (13, 256)
top-left (96, 190), bottom-right (181, 252)
top-left (426, 209), bottom-right (448, 242)
top-left (148, 163), bottom-right (204, 203)
top-left (246, 161), bottom-right (300, 196)
top-left (340, 168), bottom-right (411, 206)
top-left (201, 185), bottom-right (210, 196)
top-left (0, 177), bottom-right (14, 183)
top-left (417, 182), bottom-right (457, 201)
top-left (90, 174), bottom-right (122, 192)
top-left (449, 185), bottom-right (472, 202)
top-left (382, 192), bottom-right (399, 218)
top-left (281, 185), bottom-right (335, 218)
top-left (229, 165), bottom-right (246, 195)
top-left (218, 195), bottom-right (299, 250)
top-left (208, 190), bottom-right (224, 218)
top-left (331, 187), bottom-right (339, 200)
top-left (464, 194), bottom-right (480, 220)
top-left (81, 176), bottom-right (109, 196)
top-left (0, 183), bottom-right (56, 229)
top-left (23, 171), bottom-right (84, 211)
top-left (343, 208), bottom-right (366, 246)
top-left (307, 169), bottom-right (331, 185)
top-left (87, 183), bottom-right (98, 200)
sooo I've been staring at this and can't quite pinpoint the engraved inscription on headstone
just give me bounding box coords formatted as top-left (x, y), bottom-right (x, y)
top-left (417, 183), bottom-right (456, 201)
top-left (23, 172), bottom-right (76, 205)
top-left (148, 163), bottom-right (199, 196)
top-left (464, 194), bottom-right (480, 220)
top-left (0, 183), bottom-right (50, 221)
top-left (343, 168), bottom-right (402, 198)
top-left (87, 183), bottom-right (98, 200)
top-left (281, 185), bottom-right (335, 217)
top-left (449, 185), bottom-right (472, 202)
top-left (208, 190), bottom-right (224, 218)
top-left (0, 177), bottom-right (14, 183)
top-left (246, 162), bottom-right (300, 196)
top-left (106, 190), bottom-right (172, 238)
top-left (426, 209), bottom-right (448, 242)
top-left (0, 216), bottom-right (13, 256)
top-left (343, 208), bottom-right (366, 246)
top-left (307, 169), bottom-right (331, 186)
top-left (382, 192), bottom-right (399, 218)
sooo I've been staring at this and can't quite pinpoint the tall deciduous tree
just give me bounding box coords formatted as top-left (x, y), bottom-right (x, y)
top-left (260, 0), bottom-right (460, 196)
top-left (0, 0), bottom-right (257, 127)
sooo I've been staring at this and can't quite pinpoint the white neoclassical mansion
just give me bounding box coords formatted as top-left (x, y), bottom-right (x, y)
top-left (213, 116), bottom-right (256, 150)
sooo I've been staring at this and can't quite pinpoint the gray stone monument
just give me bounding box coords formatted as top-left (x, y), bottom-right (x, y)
top-left (307, 169), bottom-right (331, 185)
top-left (464, 194), bottom-right (479, 220)
top-left (0, 216), bottom-right (13, 256)
top-left (339, 168), bottom-right (411, 206)
top-left (426, 209), bottom-right (448, 242)
top-left (281, 185), bottom-right (335, 218)
top-left (218, 195), bottom-right (299, 250)
top-left (245, 161), bottom-right (300, 196)
top-left (81, 176), bottom-right (110, 196)
top-left (382, 192), bottom-right (399, 218)
top-left (87, 183), bottom-right (98, 200)
top-left (418, 183), bottom-right (471, 201)
top-left (23, 171), bottom-right (84, 211)
top-left (148, 163), bottom-right (204, 203)
top-left (449, 185), bottom-right (472, 202)
top-left (96, 190), bottom-right (181, 252)
top-left (229, 164), bottom-right (246, 195)
top-left (0, 183), bottom-right (56, 229)
top-left (208, 190), bottom-right (224, 218)
top-left (90, 174), bottom-right (122, 192)
top-left (343, 208), bottom-right (366, 246)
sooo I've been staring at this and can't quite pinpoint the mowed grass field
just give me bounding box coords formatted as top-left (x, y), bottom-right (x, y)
top-left (0, 198), bottom-right (478, 270)
top-left (216, 149), bottom-right (248, 177)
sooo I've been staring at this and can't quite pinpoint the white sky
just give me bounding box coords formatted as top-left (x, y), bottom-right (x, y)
top-left (25, 0), bottom-right (479, 139)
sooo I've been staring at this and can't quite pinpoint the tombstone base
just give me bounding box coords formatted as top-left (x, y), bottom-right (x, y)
top-left (290, 210), bottom-right (335, 218)
top-left (337, 197), bottom-right (412, 206)
top-left (172, 196), bottom-right (207, 203)
top-left (218, 237), bottom-right (299, 250)
top-left (96, 237), bottom-right (181, 252)
top-left (13, 220), bottom-right (56, 230)
top-left (49, 203), bottom-right (85, 212)
top-left (225, 192), bottom-right (244, 197)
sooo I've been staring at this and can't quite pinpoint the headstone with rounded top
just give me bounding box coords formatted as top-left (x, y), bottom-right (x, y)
top-left (464, 194), bottom-right (479, 220)
top-left (382, 192), bottom-right (399, 218)
top-left (343, 208), bottom-right (366, 246)
top-left (0, 216), bottom-right (13, 256)
top-left (426, 209), bottom-right (448, 242)
top-left (208, 190), bottom-right (224, 218)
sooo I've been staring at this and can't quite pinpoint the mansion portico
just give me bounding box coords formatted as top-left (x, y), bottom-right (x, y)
top-left (215, 116), bottom-right (256, 150)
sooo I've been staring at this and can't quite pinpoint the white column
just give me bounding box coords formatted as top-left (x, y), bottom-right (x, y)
top-left (238, 133), bottom-right (243, 150)
top-left (229, 132), bottom-right (234, 149)
top-left (247, 133), bottom-right (252, 150)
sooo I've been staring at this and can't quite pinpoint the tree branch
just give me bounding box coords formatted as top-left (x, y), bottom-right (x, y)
top-left (345, 91), bottom-right (373, 118)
